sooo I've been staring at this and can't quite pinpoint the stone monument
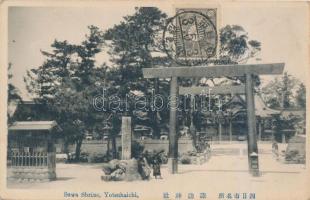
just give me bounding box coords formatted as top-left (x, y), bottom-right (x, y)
top-left (121, 117), bottom-right (132, 160)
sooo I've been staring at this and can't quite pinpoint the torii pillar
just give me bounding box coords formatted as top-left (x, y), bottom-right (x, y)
top-left (168, 77), bottom-right (179, 173)
top-left (245, 74), bottom-right (259, 175)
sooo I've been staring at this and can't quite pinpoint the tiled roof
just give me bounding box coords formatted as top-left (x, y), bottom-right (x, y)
top-left (254, 95), bottom-right (280, 117)
top-left (225, 94), bottom-right (280, 118)
top-left (9, 121), bottom-right (58, 131)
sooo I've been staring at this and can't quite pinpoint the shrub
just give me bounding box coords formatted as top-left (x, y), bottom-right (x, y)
top-left (131, 141), bottom-right (144, 159)
top-left (56, 154), bottom-right (68, 163)
top-left (66, 152), bottom-right (89, 163)
top-left (79, 152), bottom-right (89, 162)
top-left (143, 150), bottom-right (168, 165)
top-left (180, 155), bottom-right (191, 164)
top-left (187, 151), bottom-right (197, 156)
top-left (159, 153), bottom-right (168, 164)
top-left (87, 153), bottom-right (107, 163)
top-left (285, 150), bottom-right (305, 164)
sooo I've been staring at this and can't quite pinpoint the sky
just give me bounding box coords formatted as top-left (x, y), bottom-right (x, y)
top-left (8, 2), bottom-right (309, 100)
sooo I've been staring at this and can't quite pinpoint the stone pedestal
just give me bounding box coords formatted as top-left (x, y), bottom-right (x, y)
top-left (282, 133), bottom-right (286, 144)
top-left (167, 158), bottom-right (178, 174)
top-left (229, 120), bottom-right (233, 142)
top-left (8, 167), bottom-right (56, 182)
top-left (218, 123), bottom-right (222, 143)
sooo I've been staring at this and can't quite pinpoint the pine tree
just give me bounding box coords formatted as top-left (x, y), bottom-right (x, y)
top-left (296, 83), bottom-right (306, 108)
top-left (24, 26), bottom-right (106, 160)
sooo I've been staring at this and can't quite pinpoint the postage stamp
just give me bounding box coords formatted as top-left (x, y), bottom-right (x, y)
top-left (163, 10), bottom-right (218, 66)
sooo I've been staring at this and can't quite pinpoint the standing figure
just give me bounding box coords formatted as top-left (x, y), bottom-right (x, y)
top-left (138, 155), bottom-right (151, 180)
top-left (272, 142), bottom-right (279, 159)
top-left (152, 158), bottom-right (162, 179)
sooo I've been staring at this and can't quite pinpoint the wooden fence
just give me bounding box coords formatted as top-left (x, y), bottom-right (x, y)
top-left (10, 152), bottom-right (48, 167)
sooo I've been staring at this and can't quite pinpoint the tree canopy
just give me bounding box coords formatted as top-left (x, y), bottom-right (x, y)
top-left (220, 25), bottom-right (261, 64)
top-left (8, 63), bottom-right (22, 124)
top-left (25, 26), bottom-right (106, 159)
top-left (261, 72), bottom-right (304, 109)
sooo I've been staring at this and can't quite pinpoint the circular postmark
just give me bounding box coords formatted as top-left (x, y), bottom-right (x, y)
top-left (163, 11), bottom-right (217, 66)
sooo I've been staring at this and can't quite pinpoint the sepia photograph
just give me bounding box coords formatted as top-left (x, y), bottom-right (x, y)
top-left (0, 1), bottom-right (309, 200)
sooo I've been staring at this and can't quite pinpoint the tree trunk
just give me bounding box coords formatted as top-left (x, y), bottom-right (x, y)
top-left (75, 139), bottom-right (83, 161)
top-left (111, 136), bottom-right (117, 159)
top-left (153, 78), bottom-right (160, 138)
top-left (107, 139), bottom-right (110, 158)
top-left (191, 130), bottom-right (198, 152)
top-left (151, 111), bottom-right (160, 138)
top-left (64, 140), bottom-right (69, 155)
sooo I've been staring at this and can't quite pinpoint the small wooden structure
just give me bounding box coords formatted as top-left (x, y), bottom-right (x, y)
top-left (8, 121), bottom-right (59, 182)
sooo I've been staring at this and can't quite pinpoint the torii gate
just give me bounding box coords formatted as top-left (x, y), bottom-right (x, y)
top-left (143, 63), bottom-right (284, 176)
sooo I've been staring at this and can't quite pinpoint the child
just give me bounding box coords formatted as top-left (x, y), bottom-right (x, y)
top-left (152, 158), bottom-right (162, 179)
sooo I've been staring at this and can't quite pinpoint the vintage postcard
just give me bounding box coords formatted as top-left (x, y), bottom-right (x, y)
top-left (0, 0), bottom-right (309, 200)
